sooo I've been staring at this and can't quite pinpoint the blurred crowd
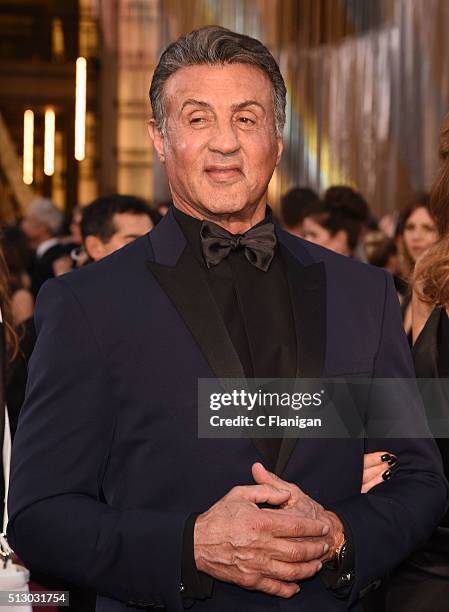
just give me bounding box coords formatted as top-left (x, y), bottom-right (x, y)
top-left (0, 186), bottom-right (437, 436)
top-left (280, 185), bottom-right (436, 340)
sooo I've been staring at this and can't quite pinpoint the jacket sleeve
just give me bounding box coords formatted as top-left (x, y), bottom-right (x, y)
top-left (328, 272), bottom-right (449, 605)
top-left (7, 278), bottom-right (187, 610)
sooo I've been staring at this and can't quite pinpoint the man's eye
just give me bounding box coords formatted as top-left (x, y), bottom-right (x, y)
top-left (236, 116), bottom-right (255, 125)
top-left (189, 116), bottom-right (207, 125)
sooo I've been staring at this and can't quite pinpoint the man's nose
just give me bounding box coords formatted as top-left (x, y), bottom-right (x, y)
top-left (208, 119), bottom-right (240, 155)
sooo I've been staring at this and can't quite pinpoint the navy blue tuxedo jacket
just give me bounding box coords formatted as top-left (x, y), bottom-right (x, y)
top-left (8, 209), bottom-right (449, 611)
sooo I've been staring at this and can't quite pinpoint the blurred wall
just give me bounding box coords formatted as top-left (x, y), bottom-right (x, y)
top-left (1, 0), bottom-right (448, 217)
top-left (157, 0), bottom-right (449, 216)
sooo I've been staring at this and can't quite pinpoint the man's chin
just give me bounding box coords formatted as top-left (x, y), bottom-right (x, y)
top-left (202, 203), bottom-right (248, 217)
top-left (196, 193), bottom-right (258, 218)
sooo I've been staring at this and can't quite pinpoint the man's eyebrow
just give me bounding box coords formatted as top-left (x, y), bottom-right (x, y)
top-left (231, 100), bottom-right (265, 112)
top-left (180, 99), bottom-right (265, 112)
top-left (181, 99), bottom-right (212, 111)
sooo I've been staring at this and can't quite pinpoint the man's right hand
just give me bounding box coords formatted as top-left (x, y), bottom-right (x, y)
top-left (194, 484), bottom-right (330, 598)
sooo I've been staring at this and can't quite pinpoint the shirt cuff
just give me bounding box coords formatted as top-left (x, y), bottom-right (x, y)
top-left (320, 513), bottom-right (355, 597)
top-left (180, 513), bottom-right (214, 602)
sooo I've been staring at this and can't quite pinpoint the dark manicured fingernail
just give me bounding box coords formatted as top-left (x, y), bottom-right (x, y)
top-left (388, 456), bottom-right (398, 466)
top-left (381, 454), bottom-right (392, 462)
top-left (382, 469), bottom-right (392, 480)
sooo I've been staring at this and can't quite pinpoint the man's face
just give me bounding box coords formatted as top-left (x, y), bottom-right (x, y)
top-left (302, 217), bottom-right (350, 256)
top-left (149, 63), bottom-right (283, 225)
top-left (85, 212), bottom-right (153, 261)
top-left (21, 215), bottom-right (49, 248)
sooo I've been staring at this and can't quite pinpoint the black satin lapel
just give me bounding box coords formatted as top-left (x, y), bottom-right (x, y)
top-left (275, 245), bottom-right (327, 476)
top-left (147, 249), bottom-right (245, 383)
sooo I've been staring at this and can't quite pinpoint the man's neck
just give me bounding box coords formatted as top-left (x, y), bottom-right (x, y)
top-left (172, 200), bottom-right (267, 235)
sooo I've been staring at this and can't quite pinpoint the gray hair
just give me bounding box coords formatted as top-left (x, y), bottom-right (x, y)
top-left (27, 198), bottom-right (63, 236)
top-left (150, 25), bottom-right (286, 137)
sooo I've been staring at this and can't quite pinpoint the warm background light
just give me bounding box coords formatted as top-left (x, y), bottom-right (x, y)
top-left (23, 109), bottom-right (34, 185)
top-left (44, 108), bottom-right (55, 176)
top-left (75, 57), bottom-right (86, 161)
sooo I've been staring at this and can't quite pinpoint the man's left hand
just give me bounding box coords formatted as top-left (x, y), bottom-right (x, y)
top-left (252, 463), bottom-right (344, 563)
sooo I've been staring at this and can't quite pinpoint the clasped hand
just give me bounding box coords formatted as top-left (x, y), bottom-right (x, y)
top-left (194, 463), bottom-right (343, 598)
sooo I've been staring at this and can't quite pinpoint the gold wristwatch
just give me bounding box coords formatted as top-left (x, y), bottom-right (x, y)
top-left (334, 531), bottom-right (347, 566)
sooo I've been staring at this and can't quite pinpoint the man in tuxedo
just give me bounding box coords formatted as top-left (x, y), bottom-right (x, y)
top-left (8, 26), bottom-right (448, 611)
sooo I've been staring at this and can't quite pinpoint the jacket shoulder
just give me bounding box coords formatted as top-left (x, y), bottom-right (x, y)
top-left (54, 233), bottom-right (152, 297)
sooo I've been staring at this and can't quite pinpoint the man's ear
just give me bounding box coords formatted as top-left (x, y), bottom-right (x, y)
top-left (275, 137), bottom-right (284, 166)
top-left (148, 119), bottom-right (165, 163)
top-left (84, 236), bottom-right (106, 262)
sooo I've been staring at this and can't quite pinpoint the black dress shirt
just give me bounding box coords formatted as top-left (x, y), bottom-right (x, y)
top-left (174, 207), bottom-right (297, 382)
top-left (172, 207), bottom-right (354, 603)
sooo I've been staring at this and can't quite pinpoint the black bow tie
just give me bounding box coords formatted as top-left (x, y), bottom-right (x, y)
top-left (200, 220), bottom-right (277, 272)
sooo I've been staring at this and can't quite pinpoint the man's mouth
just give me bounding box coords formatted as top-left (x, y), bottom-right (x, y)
top-left (205, 165), bottom-right (243, 182)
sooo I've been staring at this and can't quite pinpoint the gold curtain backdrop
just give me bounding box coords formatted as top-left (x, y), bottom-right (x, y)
top-left (157, 0), bottom-right (449, 216)
top-left (1, 0), bottom-right (447, 217)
